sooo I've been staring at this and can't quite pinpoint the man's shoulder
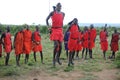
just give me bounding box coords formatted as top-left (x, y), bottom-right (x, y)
top-left (61, 12), bottom-right (65, 15)
top-left (49, 11), bottom-right (54, 15)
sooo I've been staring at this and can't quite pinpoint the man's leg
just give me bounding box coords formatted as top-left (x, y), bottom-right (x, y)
top-left (71, 51), bottom-right (75, 65)
top-left (85, 48), bottom-right (88, 59)
top-left (57, 41), bottom-right (62, 65)
top-left (16, 55), bottom-right (20, 66)
top-left (5, 53), bottom-right (10, 66)
top-left (18, 54), bottom-right (21, 61)
top-left (113, 51), bottom-right (115, 59)
top-left (34, 52), bottom-right (37, 62)
top-left (76, 50), bottom-right (79, 59)
top-left (91, 49), bottom-right (93, 58)
top-left (82, 48), bottom-right (85, 58)
top-left (18, 54), bottom-right (21, 66)
top-left (55, 41), bottom-right (62, 65)
top-left (53, 41), bottom-right (58, 67)
top-left (66, 50), bottom-right (68, 59)
top-left (25, 54), bottom-right (29, 64)
top-left (111, 51), bottom-right (115, 59)
top-left (103, 51), bottom-right (106, 60)
top-left (89, 49), bottom-right (93, 58)
top-left (68, 51), bottom-right (72, 66)
top-left (58, 41), bottom-right (62, 58)
top-left (72, 51), bottom-right (75, 60)
top-left (40, 51), bottom-right (44, 64)
top-left (27, 54), bottom-right (29, 62)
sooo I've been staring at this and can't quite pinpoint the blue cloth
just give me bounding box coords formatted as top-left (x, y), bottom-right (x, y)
top-left (64, 32), bottom-right (70, 41)
top-left (64, 32), bottom-right (70, 50)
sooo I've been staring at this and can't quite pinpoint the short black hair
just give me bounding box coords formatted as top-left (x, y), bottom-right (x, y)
top-left (56, 3), bottom-right (61, 7)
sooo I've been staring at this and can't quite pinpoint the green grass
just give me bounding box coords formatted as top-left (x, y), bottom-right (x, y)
top-left (76, 60), bottom-right (103, 72)
top-left (114, 52), bottom-right (120, 68)
top-left (0, 27), bottom-right (120, 79)
top-left (64, 66), bottom-right (74, 72)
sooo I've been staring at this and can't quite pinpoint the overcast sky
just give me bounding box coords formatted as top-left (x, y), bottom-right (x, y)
top-left (0, 0), bottom-right (120, 25)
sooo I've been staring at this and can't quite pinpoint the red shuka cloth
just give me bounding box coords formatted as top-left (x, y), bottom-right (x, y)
top-left (68, 24), bottom-right (79, 51)
top-left (14, 32), bottom-right (24, 55)
top-left (111, 33), bottom-right (119, 52)
top-left (82, 31), bottom-right (89, 48)
top-left (23, 29), bottom-right (32, 54)
top-left (32, 31), bottom-right (42, 52)
top-left (100, 30), bottom-right (108, 51)
top-left (75, 31), bottom-right (83, 51)
top-left (88, 28), bottom-right (96, 49)
top-left (50, 11), bottom-right (64, 42)
top-left (4, 33), bottom-right (12, 53)
top-left (51, 11), bottom-right (63, 27)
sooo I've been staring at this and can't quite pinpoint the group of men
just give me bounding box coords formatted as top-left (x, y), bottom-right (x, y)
top-left (46, 2), bottom-right (119, 67)
top-left (64, 19), bottom-right (97, 66)
top-left (64, 22), bottom-right (119, 63)
top-left (0, 2), bottom-right (119, 67)
top-left (0, 25), bottom-right (44, 66)
top-left (100, 25), bottom-right (119, 60)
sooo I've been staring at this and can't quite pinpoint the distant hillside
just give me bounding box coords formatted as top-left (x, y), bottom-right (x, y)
top-left (79, 23), bottom-right (120, 27)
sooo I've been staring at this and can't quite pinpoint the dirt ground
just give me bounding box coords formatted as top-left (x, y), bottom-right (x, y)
top-left (0, 69), bottom-right (119, 80)
top-left (93, 69), bottom-right (119, 80)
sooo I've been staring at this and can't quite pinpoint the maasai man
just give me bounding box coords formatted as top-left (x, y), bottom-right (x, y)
top-left (100, 25), bottom-right (108, 59)
top-left (46, 3), bottom-right (65, 66)
top-left (32, 26), bottom-right (44, 64)
top-left (109, 28), bottom-right (119, 59)
top-left (1, 26), bottom-right (12, 65)
top-left (67, 18), bottom-right (80, 66)
top-left (88, 24), bottom-right (96, 58)
top-left (82, 26), bottom-right (89, 59)
top-left (23, 25), bottom-right (32, 64)
top-left (14, 27), bottom-right (24, 66)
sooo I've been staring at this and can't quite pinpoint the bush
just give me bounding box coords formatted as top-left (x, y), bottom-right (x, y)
top-left (0, 24), bottom-right (120, 36)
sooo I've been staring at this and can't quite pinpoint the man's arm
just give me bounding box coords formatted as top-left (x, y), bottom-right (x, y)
top-left (46, 12), bottom-right (53, 26)
top-left (77, 24), bottom-right (80, 31)
top-left (106, 31), bottom-right (108, 37)
top-left (68, 20), bottom-right (73, 26)
top-left (62, 12), bottom-right (65, 20)
top-left (32, 32), bottom-right (35, 42)
top-left (110, 34), bottom-right (113, 46)
top-left (66, 23), bottom-right (72, 33)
